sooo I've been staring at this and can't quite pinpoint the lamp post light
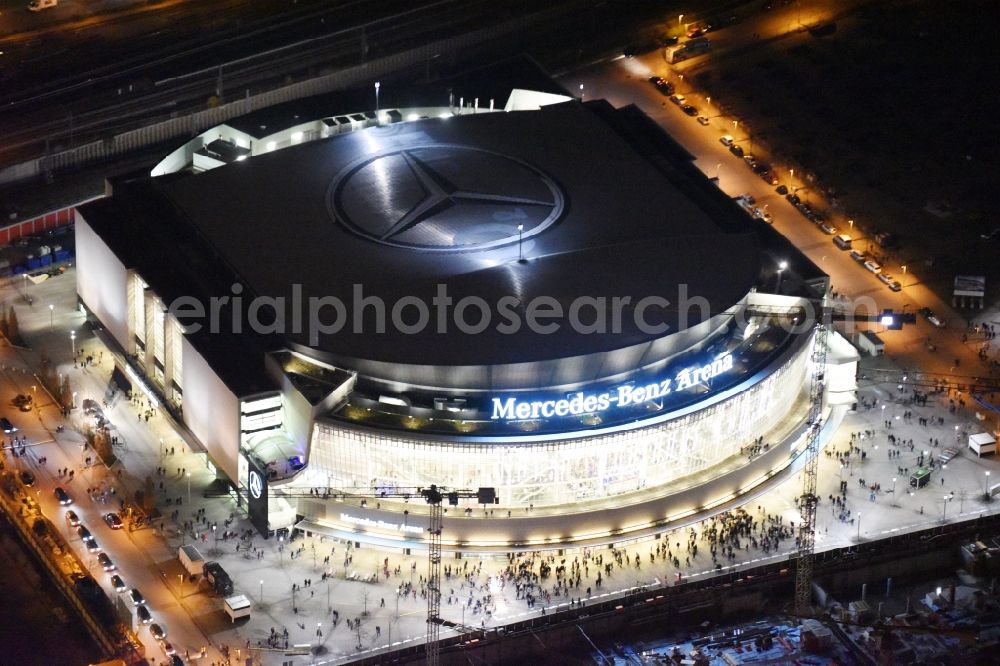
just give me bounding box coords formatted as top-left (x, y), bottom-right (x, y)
top-left (374, 81), bottom-right (380, 113)
top-left (775, 260), bottom-right (787, 292)
top-left (856, 512), bottom-right (862, 541)
top-left (579, 83), bottom-right (584, 101)
top-left (259, 579), bottom-right (264, 604)
top-left (70, 330), bottom-right (76, 356)
top-left (942, 495), bottom-right (949, 521)
top-left (985, 470), bottom-right (991, 500)
top-left (715, 162), bottom-right (722, 179)
top-left (517, 224), bottom-right (525, 262)
top-left (48, 304), bottom-right (54, 329)
top-left (839, 463), bottom-right (845, 483)
top-left (678, 13), bottom-right (684, 26)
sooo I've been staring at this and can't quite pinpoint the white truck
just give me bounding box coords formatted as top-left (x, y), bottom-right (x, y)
top-left (224, 594), bottom-right (252, 622)
top-left (178, 544), bottom-right (205, 577)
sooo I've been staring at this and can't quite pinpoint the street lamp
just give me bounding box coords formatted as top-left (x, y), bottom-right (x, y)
top-left (839, 463), bottom-right (845, 482)
top-left (178, 574), bottom-right (185, 598)
top-left (374, 81), bottom-right (380, 113)
top-left (70, 330), bottom-right (76, 356)
top-left (259, 579), bottom-right (264, 604)
top-left (848, 219), bottom-right (854, 232)
top-left (942, 495), bottom-right (949, 521)
top-left (517, 224), bottom-right (525, 262)
top-left (985, 470), bottom-right (991, 499)
top-left (48, 304), bottom-right (54, 329)
top-left (678, 13), bottom-right (684, 26)
top-left (775, 260), bottom-right (787, 292)
top-left (579, 83), bottom-right (584, 101)
top-left (856, 512), bottom-right (862, 541)
top-left (715, 162), bottom-right (722, 179)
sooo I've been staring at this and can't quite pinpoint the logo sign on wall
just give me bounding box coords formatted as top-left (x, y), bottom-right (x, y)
top-left (249, 471), bottom-right (263, 499)
top-left (245, 456), bottom-right (269, 538)
top-left (491, 352), bottom-right (735, 421)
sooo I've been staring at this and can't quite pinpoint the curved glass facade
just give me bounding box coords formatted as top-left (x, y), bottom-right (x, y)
top-left (308, 336), bottom-right (812, 508)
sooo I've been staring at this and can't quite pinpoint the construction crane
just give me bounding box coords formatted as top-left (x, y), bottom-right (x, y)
top-left (272, 483), bottom-right (496, 665)
top-left (795, 307), bottom-right (830, 617)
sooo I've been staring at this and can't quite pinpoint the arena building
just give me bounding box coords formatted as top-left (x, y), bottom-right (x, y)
top-left (74, 60), bottom-right (857, 551)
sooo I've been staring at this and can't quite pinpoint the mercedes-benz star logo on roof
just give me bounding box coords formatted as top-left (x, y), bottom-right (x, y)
top-left (328, 144), bottom-right (565, 251)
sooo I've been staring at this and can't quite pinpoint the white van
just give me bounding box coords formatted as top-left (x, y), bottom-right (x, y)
top-left (28, 0), bottom-right (57, 11)
top-left (833, 234), bottom-right (852, 250)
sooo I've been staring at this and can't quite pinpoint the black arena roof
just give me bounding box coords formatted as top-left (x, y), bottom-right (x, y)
top-left (79, 80), bottom-right (806, 394)
top-left (163, 102), bottom-right (758, 365)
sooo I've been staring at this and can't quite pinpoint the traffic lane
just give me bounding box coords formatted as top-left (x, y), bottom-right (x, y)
top-left (0, 361), bottom-right (188, 660)
top-left (561, 57), bottom-right (987, 373)
top-left (60, 362), bottom-right (219, 660)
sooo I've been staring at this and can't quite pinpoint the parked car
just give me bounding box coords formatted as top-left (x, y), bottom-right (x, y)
top-left (669, 93), bottom-right (686, 105)
top-left (775, 184), bottom-right (788, 195)
top-left (877, 273), bottom-right (894, 285)
top-left (1, 418), bottom-right (17, 434)
top-left (137, 605), bottom-right (152, 624)
top-left (648, 76), bottom-right (673, 95)
top-left (65, 510), bottom-right (81, 527)
top-left (785, 193), bottom-right (800, 205)
top-left (850, 250), bottom-right (866, 263)
top-left (104, 512), bottom-right (123, 530)
top-left (150, 623), bottom-right (167, 641)
top-left (820, 223), bottom-right (837, 235)
top-left (697, 116), bottom-right (710, 125)
top-left (918, 307), bottom-right (945, 327)
top-left (98, 552), bottom-right (115, 571)
top-left (77, 525), bottom-right (92, 541)
top-left (86, 538), bottom-right (100, 553)
top-left (888, 281), bottom-right (902, 292)
top-left (54, 487), bottom-right (72, 505)
top-left (12, 394), bottom-right (31, 407)
top-left (719, 134), bottom-right (734, 147)
top-left (729, 143), bottom-right (744, 157)
top-left (161, 641), bottom-right (176, 657)
top-left (130, 588), bottom-right (146, 606)
top-left (19, 471), bottom-right (35, 487)
top-left (863, 260), bottom-right (882, 274)
top-left (759, 170), bottom-right (780, 185)
top-left (111, 575), bottom-right (127, 592)
top-left (680, 104), bottom-right (699, 116)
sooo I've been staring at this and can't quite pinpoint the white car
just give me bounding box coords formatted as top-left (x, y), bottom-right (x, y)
top-left (863, 260), bottom-right (882, 275)
top-left (669, 94), bottom-right (686, 105)
top-left (877, 273), bottom-right (894, 285)
top-left (719, 134), bottom-right (734, 147)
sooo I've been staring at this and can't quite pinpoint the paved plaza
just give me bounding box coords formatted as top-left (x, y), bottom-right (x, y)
top-left (2, 268), bottom-right (1000, 666)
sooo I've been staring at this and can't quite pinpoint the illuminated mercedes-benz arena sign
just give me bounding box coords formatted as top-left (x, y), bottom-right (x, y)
top-left (74, 66), bottom-right (850, 552)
